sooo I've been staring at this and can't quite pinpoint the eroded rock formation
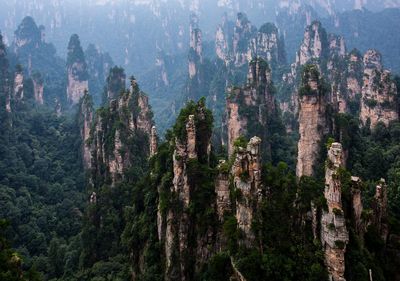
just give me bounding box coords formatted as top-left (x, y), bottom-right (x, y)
top-left (373, 179), bottom-right (389, 242)
top-left (189, 15), bottom-right (203, 80)
top-left (360, 50), bottom-right (398, 128)
top-left (232, 136), bottom-right (262, 244)
top-left (296, 65), bottom-right (329, 177)
top-left (32, 72), bottom-right (44, 104)
top-left (321, 142), bottom-right (349, 281)
top-left (163, 106), bottom-right (212, 280)
top-left (79, 91), bottom-right (93, 169)
top-left (90, 78), bottom-right (153, 186)
top-left (226, 58), bottom-right (275, 156)
top-left (105, 66), bottom-right (126, 102)
top-left (13, 70), bottom-right (24, 100)
top-left (66, 34), bottom-right (89, 104)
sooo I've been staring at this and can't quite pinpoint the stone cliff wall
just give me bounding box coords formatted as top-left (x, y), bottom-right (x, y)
top-left (360, 50), bottom-right (398, 128)
top-left (320, 143), bottom-right (349, 281)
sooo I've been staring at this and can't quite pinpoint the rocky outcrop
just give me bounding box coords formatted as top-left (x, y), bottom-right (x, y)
top-left (215, 14), bottom-right (284, 71)
top-left (32, 72), bottom-right (44, 104)
top-left (79, 91), bottom-right (93, 169)
top-left (189, 15), bottom-right (202, 79)
top-left (226, 58), bottom-right (275, 156)
top-left (249, 23), bottom-right (285, 68)
top-left (13, 16), bottom-right (41, 53)
top-left (360, 50), bottom-right (398, 128)
top-left (105, 66), bottom-right (126, 102)
top-left (13, 70), bottom-right (24, 100)
top-left (233, 13), bottom-right (256, 67)
top-left (215, 21), bottom-right (230, 63)
top-left (163, 105), bottom-right (213, 281)
top-left (0, 33), bottom-right (11, 113)
top-left (296, 65), bottom-right (329, 177)
top-left (150, 126), bottom-right (158, 157)
top-left (351, 176), bottom-right (364, 236)
top-left (297, 21), bottom-right (328, 66)
top-left (155, 52), bottom-right (169, 87)
top-left (66, 34), bottom-right (89, 105)
top-left (373, 179), bottom-right (389, 242)
top-left (90, 77), bottom-right (153, 187)
top-left (232, 136), bottom-right (262, 244)
top-left (321, 142), bottom-right (349, 281)
top-left (216, 160), bottom-right (231, 222)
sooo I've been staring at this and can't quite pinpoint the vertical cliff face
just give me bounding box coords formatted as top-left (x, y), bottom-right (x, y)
top-left (66, 34), bottom-right (89, 105)
top-left (85, 43), bottom-right (114, 104)
top-left (188, 15), bottom-right (203, 80)
top-left (232, 136), bottom-right (262, 244)
top-left (215, 21), bottom-right (230, 63)
top-left (373, 179), bottom-right (389, 242)
top-left (298, 21), bottom-right (328, 66)
top-left (360, 49), bottom-right (398, 128)
top-left (13, 68), bottom-right (24, 101)
top-left (215, 13), bottom-right (284, 71)
top-left (345, 49), bottom-right (363, 112)
top-left (0, 33), bottom-right (11, 113)
top-left (226, 58), bottom-right (275, 156)
top-left (296, 65), bottom-right (329, 178)
top-left (79, 92), bottom-right (93, 169)
top-left (351, 176), bottom-right (364, 236)
top-left (90, 78), bottom-right (153, 187)
top-left (32, 72), bottom-right (44, 104)
top-left (13, 16), bottom-right (41, 53)
top-left (162, 101), bottom-right (213, 281)
top-left (155, 52), bottom-right (169, 87)
top-left (150, 126), bottom-right (158, 157)
top-left (250, 23), bottom-right (285, 69)
top-left (105, 66), bottom-right (126, 102)
top-left (233, 13), bottom-right (253, 67)
top-left (321, 143), bottom-right (349, 281)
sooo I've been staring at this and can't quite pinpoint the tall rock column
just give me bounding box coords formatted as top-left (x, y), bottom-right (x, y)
top-left (13, 68), bottom-right (24, 100)
top-left (360, 49), bottom-right (398, 128)
top-left (0, 33), bottom-right (10, 113)
top-left (232, 136), bottom-right (262, 245)
top-left (90, 77), bottom-right (153, 187)
top-left (188, 15), bottom-right (203, 80)
top-left (296, 64), bottom-right (329, 177)
top-left (351, 176), bottom-right (364, 236)
top-left (32, 72), bottom-right (44, 104)
top-left (320, 143), bottom-right (349, 281)
top-left (373, 179), bottom-right (389, 242)
top-left (79, 91), bottom-right (93, 169)
top-left (105, 66), bottom-right (125, 102)
top-left (66, 34), bottom-right (89, 105)
top-left (226, 58), bottom-right (275, 156)
top-left (165, 115), bottom-right (198, 281)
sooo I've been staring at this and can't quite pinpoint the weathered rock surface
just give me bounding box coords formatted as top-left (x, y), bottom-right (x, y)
top-left (373, 179), bottom-right (389, 242)
top-left (321, 143), bottom-right (349, 281)
top-left (351, 176), bottom-right (364, 236)
top-left (66, 34), bottom-right (88, 104)
top-left (90, 78), bottom-right (153, 186)
top-left (360, 50), bottom-right (398, 128)
top-left (296, 65), bottom-right (329, 177)
top-left (105, 66), bottom-right (126, 102)
top-left (232, 136), bottom-right (262, 244)
top-left (189, 15), bottom-right (202, 80)
top-left (32, 73), bottom-right (44, 104)
top-left (79, 92), bottom-right (93, 169)
top-left (13, 71), bottom-right (24, 100)
top-left (226, 58), bottom-right (275, 156)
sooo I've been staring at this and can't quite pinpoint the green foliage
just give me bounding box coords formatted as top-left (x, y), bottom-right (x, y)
top-left (196, 252), bottom-right (233, 281)
top-left (0, 219), bottom-right (42, 281)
